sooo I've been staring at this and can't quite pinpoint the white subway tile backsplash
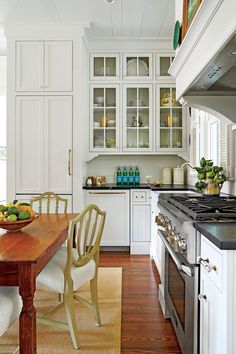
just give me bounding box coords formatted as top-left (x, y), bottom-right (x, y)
top-left (86, 155), bottom-right (185, 184)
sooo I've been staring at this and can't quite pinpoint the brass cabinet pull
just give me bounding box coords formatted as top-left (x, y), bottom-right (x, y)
top-left (88, 192), bottom-right (126, 195)
top-left (198, 257), bottom-right (217, 273)
top-left (68, 149), bottom-right (72, 176)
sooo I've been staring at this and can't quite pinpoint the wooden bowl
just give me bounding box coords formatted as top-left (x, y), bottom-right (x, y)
top-left (0, 215), bottom-right (38, 232)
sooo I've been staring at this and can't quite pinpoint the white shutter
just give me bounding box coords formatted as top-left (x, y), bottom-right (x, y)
top-left (190, 111), bottom-right (200, 167)
top-left (220, 122), bottom-right (234, 179)
top-left (191, 125), bottom-right (197, 166)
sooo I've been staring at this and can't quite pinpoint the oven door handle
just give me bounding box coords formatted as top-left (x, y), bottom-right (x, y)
top-left (158, 230), bottom-right (193, 277)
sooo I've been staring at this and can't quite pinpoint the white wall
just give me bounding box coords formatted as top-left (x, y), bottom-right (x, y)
top-left (86, 155), bottom-right (185, 184)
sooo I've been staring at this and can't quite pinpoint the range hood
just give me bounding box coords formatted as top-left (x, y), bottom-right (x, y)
top-left (169, 0), bottom-right (236, 123)
top-left (190, 35), bottom-right (236, 92)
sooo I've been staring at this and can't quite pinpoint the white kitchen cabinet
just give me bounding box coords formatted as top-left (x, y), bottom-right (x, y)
top-left (90, 53), bottom-right (120, 80)
top-left (16, 41), bottom-right (72, 92)
top-left (123, 53), bottom-right (153, 80)
top-left (156, 53), bottom-right (175, 80)
top-left (123, 84), bottom-right (153, 152)
top-left (90, 84), bottom-right (120, 152)
top-left (156, 84), bottom-right (186, 152)
top-left (85, 190), bottom-right (129, 246)
top-left (16, 96), bottom-right (72, 195)
top-left (130, 189), bottom-right (151, 254)
top-left (199, 268), bottom-right (223, 354)
top-left (16, 41), bottom-right (44, 92)
top-left (199, 235), bottom-right (234, 354)
top-left (44, 41), bottom-right (73, 92)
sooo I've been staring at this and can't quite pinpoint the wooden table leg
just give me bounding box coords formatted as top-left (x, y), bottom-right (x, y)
top-left (19, 263), bottom-right (36, 354)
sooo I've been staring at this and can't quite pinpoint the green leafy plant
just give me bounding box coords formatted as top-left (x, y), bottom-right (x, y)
top-left (193, 157), bottom-right (226, 193)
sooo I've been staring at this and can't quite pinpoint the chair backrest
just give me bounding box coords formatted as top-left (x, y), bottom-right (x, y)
top-left (66, 204), bottom-right (106, 270)
top-left (30, 192), bottom-right (68, 214)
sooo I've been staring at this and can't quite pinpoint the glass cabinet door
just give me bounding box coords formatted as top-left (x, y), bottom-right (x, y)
top-left (124, 85), bottom-right (152, 151)
top-left (156, 53), bottom-right (175, 79)
top-left (123, 53), bottom-right (153, 80)
top-left (157, 86), bottom-right (184, 150)
top-left (91, 85), bottom-right (119, 151)
top-left (90, 54), bottom-right (119, 80)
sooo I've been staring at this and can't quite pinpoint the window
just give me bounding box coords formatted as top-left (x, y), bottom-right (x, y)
top-left (190, 108), bottom-right (233, 177)
top-left (0, 56), bottom-right (6, 202)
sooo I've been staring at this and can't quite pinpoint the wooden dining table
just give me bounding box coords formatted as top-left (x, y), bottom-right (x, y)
top-left (0, 213), bottom-right (77, 354)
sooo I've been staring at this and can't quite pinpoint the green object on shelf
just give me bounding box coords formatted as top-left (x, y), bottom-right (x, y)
top-left (173, 20), bottom-right (181, 50)
top-left (116, 166), bottom-right (122, 185)
top-left (123, 166), bottom-right (128, 185)
top-left (129, 167), bottom-right (134, 185)
top-left (135, 166), bottom-right (140, 185)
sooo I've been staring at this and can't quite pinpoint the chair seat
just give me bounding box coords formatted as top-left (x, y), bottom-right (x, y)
top-left (0, 286), bottom-right (22, 336)
top-left (37, 248), bottom-right (96, 293)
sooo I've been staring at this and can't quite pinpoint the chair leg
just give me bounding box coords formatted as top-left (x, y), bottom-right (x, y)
top-left (58, 293), bottom-right (63, 303)
top-left (64, 291), bottom-right (80, 350)
top-left (90, 275), bottom-right (101, 326)
top-left (0, 346), bottom-right (19, 354)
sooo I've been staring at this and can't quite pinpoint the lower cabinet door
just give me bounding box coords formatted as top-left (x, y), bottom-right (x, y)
top-left (85, 190), bottom-right (129, 246)
top-left (131, 204), bottom-right (151, 254)
top-left (200, 269), bottom-right (224, 354)
top-left (15, 194), bottom-right (73, 213)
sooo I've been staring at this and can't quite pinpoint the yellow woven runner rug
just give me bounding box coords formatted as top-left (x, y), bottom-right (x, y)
top-left (1, 267), bottom-right (122, 354)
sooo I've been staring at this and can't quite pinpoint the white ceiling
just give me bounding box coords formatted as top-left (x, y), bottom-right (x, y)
top-left (0, 0), bottom-right (175, 38)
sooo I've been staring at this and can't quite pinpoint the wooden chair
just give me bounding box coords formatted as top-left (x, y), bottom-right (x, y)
top-left (30, 192), bottom-right (68, 214)
top-left (36, 204), bottom-right (106, 350)
top-left (0, 287), bottom-right (22, 354)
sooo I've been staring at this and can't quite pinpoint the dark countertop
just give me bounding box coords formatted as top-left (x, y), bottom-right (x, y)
top-left (83, 183), bottom-right (195, 191)
top-left (195, 222), bottom-right (236, 250)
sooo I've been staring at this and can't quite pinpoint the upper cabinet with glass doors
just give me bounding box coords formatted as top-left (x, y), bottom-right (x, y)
top-left (123, 84), bottom-right (152, 151)
top-left (156, 53), bottom-right (175, 80)
top-left (90, 54), bottom-right (120, 80)
top-left (90, 84), bottom-right (119, 152)
top-left (156, 85), bottom-right (185, 151)
top-left (123, 53), bottom-right (153, 80)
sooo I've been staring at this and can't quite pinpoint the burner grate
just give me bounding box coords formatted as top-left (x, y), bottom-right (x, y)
top-left (168, 195), bottom-right (236, 220)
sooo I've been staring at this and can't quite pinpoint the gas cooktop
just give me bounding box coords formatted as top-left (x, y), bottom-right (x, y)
top-left (168, 195), bottom-right (236, 221)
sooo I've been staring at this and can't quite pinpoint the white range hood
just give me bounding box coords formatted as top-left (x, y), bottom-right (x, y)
top-left (170, 0), bottom-right (236, 123)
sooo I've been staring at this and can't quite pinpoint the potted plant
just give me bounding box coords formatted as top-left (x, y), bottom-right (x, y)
top-left (193, 157), bottom-right (226, 195)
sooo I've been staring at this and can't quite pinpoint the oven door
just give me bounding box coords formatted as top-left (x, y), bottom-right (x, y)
top-left (158, 230), bottom-right (199, 354)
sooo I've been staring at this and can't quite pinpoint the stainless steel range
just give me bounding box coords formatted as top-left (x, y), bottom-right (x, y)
top-left (156, 193), bottom-right (236, 354)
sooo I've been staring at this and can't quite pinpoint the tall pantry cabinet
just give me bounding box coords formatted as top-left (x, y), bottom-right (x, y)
top-left (14, 41), bottom-right (73, 210)
top-left (5, 25), bottom-right (85, 211)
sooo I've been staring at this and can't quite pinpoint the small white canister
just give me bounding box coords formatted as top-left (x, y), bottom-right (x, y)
top-left (173, 166), bottom-right (184, 185)
top-left (162, 168), bottom-right (172, 184)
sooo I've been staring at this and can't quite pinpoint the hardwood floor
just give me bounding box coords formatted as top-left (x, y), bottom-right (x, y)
top-left (99, 252), bottom-right (181, 354)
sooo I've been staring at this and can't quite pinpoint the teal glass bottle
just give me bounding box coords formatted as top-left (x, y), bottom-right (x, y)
top-left (123, 166), bottom-right (128, 185)
top-left (135, 166), bottom-right (140, 185)
top-left (129, 166), bottom-right (134, 185)
top-left (116, 166), bottom-right (122, 185)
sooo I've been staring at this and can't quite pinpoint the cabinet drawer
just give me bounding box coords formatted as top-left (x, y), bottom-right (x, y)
top-left (200, 236), bottom-right (223, 291)
top-left (132, 191), bottom-right (147, 203)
